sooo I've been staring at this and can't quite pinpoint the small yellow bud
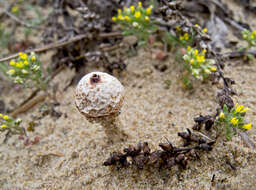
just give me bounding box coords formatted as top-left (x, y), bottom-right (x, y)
top-left (202, 28), bottom-right (208, 33)
top-left (24, 60), bottom-right (29, 65)
top-left (138, 2), bottom-right (142, 7)
top-left (230, 117), bottom-right (239, 125)
top-left (145, 16), bottom-right (149, 22)
top-left (179, 36), bottom-right (184, 41)
top-left (130, 5), bottom-right (135, 13)
top-left (184, 33), bottom-right (189, 40)
top-left (202, 49), bottom-right (207, 53)
top-left (9, 60), bottom-right (15, 66)
top-left (176, 25), bottom-right (181, 31)
top-left (1, 124), bottom-right (7, 129)
top-left (11, 6), bottom-right (19, 13)
top-left (112, 17), bottom-right (117, 22)
top-left (0, 113), bottom-right (3, 117)
top-left (19, 52), bottom-right (28, 60)
top-left (146, 7), bottom-right (152, 15)
top-left (3, 115), bottom-right (9, 120)
top-left (118, 9), bottom-right (122, 14)
top-left (241, 107), bottom-right (249, 113)
top-left (235, 105), bottom-right (244, 113)
top-left (31, 55), bottom-right (36, 61)
top-left (134, 11), bottom-right (141, 18)
top-left (190, 59), bottom-right (194, 64)
top-left (195, 24), bottom-right (199, 27)
top-left (194, 49), bottom-right (198, 56)
top-left (187, 46), bottom-right (191, 51)
top-left (16, 61), bottom-right (24, 68)
top-left (219, 112), bottom-right (225, 118)
top-left (242, 123), bottom-right (252, 130)
top-left (118, 14), bottom-right (124, 21)
top-left (7, 69), bottom-right (15, 75)
top-left (125, 16), bottom-right (131, 22)
top-left (253, 30), bottom-right (256, 36)
top-left (210, 67), bottom-right (217, 71)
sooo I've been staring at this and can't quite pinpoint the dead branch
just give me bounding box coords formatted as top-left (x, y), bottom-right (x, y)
top-left (0, 32), bottom-right (122, 63)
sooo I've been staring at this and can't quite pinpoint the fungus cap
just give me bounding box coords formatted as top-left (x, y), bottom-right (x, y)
top-left (75, 72), bottom-right (124, 118)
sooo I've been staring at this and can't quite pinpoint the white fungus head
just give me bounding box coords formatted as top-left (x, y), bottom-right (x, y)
top-left (75, 72), bottom-right (124, 118)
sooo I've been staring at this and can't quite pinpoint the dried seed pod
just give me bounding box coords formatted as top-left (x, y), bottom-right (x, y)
top-left (75, 72), bottom-right (124, 118)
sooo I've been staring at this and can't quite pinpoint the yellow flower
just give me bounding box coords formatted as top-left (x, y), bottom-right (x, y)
top-left (0, 113), bottom-right (3, 117)
top-left (235, 105), bottom-right (244, 113)
top-left (195, 24), bottom-right (199, 27)
top-left (134, 11), bottom-right (141, 18)
top-left (7, 69), bottom-right (15, 75)
top-left (9, 60), bottom-right (15, 66)
top-left (146, 7), bottom-right (152, 15)
top-left (250, 34), bottom-right (255, 39)
top-left (230, 117), bottom-right (239, 125)
top-left (190, 59), bottom-right (194, 64)
top-left (11, 6), bottom-right (19, 13)
top-left (112, 17), bottom-right (117, 22)
top-left (3, 115), bottom-right (9, 120)
top-left (184, 33), bottom-right (189, 40)
top-left (194, 49), bottom-right (198, 56)
top-left (118, 9), bottom-right (122, 14)
top-left (179, 36), bottom-right (184, 41)
top-left (24, 60), bottom-right (29, 65)
top-left (202, 49), bottom-right (207, 54)
top-left (242, 123), bottom-right (252, 130)
top-left (196, 55), bottom-right (205, 63)
top-left (210, 67), bottom-right (217, 71)
top-left (176, 25), bottom-right (181, 31)
top-left (187, 46), bottom-right (191, 51)
top-left (118, 14), bottom-right (124, 21)
top-left (16, 61), bottom-right (24, 68)
top-left (202, 28), bottom-right (208, 33)
top-left (145, 16), bottom-right (149, 22)
top-left (253, 30), bottom-right (256, 36)
top-left (19, 52), bottom-right (28, 60)
top-left (219, 112), bottom-right (225, 118)
top-left (241, 107), bottom-right (249, 113)
top-left (138, 2), bottom-right (142, 7)
top-left (124, 16), bottom-right (131, 22)
top-left (1, 124), bottom-right (7, 129)
top-left (130, 5), bottom-right (135, 13)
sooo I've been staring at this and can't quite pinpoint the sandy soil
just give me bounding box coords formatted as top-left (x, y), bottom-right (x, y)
top-left (1, 1), bottom-right (256, 190)
top-left (0, 48), bottom-right (256, 190)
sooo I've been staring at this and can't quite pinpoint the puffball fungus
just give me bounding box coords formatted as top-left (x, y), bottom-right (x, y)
top-left (75, 72), bottom-right (124, 118)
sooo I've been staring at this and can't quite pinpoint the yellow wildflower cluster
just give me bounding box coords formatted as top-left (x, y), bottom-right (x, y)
top-left (11, 5), bottom-right (19, 14)
top-left (242, 29), bottom-right (256, 48)
top-left (0, 114), bottom-right (24, 135)
top-left (217, 104), bottom-right (252, 139)
top-left (0, 114), bottom-right (10, 130)
top-left (6, 52), bottom-right (45, 89)
top-left (183, 47), bottom-right (216, 80)
top-left (112, 2), bottom-right (156, 41)
top-left (179, 33), bottom-right (189, 41)
top-left (112, 2), bottom-right (153, 25)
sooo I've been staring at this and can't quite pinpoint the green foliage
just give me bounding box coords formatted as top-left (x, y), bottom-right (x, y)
top-left (216, 104), bottom-right (252, 140)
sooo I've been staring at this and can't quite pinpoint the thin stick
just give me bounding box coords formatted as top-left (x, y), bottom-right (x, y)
top-left (0, 32), bottom-right (123, 63)
top-left (11, 92), bottom-right (47, 117)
